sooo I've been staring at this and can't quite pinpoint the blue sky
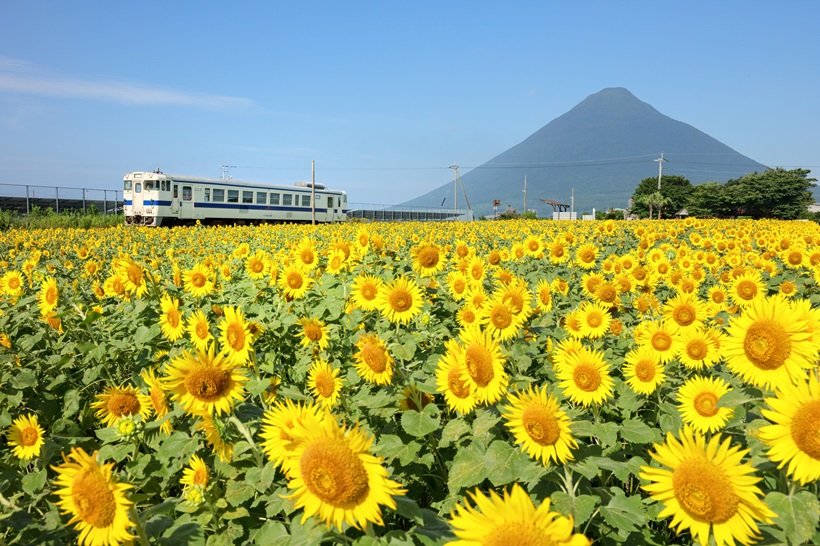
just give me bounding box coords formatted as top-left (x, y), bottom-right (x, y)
top-left (2, 2), bottom-right (819, 206)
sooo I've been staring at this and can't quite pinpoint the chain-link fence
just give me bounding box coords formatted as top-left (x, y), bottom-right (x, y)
top-left (0, 183), bottom-right (123, 215)
top-left (347, 202), bottom-right (473, 222)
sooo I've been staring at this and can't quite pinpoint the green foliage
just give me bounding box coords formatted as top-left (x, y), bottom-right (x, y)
top-left (723, 168), bottom-right (816, 219)
top-left (0, 209), bottom-right (123, 230)
top-left (630, 175), bottom-right (692, 219)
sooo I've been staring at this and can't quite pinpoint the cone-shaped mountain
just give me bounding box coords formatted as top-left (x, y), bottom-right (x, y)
top-left (401, 87), bottom-right (767, 217)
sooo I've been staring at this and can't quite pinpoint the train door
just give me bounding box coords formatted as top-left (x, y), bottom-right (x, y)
top-left (132, 181), bottom-right (145, 217)
top-left (180, 185), bottom-right (194, 219)
top-left (170, 184), bottom-right (180, 215)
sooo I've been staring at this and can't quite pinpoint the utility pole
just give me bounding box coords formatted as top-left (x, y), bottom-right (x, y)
top-left (221, 165), bottom-right (237, 181)
top-left (449, 164), bottom-right (459, 217)
top-left (523, 176), bottom-right (527, 214)
top-left (311, 160), bottom-right (316, 225)
top-left (571, 187), bottom-right (575, 218)
top-left (655, 153), bottom-right (666, 190)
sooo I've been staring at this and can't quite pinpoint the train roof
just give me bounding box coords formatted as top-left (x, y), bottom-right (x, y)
top-left (124, 172), bottom-right (345, 194)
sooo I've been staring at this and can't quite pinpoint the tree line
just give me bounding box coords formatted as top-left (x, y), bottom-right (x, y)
top-left (629, 168), bottom-right (817, 220)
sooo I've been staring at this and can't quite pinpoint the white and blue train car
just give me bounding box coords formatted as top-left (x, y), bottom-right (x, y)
top-left (123, 171), bottom-right (347, 226)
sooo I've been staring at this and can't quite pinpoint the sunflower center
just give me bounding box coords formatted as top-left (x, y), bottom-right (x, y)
top-left (361, 342), bottom-right (387, 373)
top-left (490, 305), bottom-right (513, 330)
top-left (8, 277), bottom-right (20, 289)
top-left (360, 283), bottom-right (377, 300)
top-left (788, 251), bottom-right (802, 265)
top-left (195, 322), bottom-right (209, 339)
top-left (447, 367), bottom-right (471, 398)
top-left (686, 340), bottom-right (708, 361)
top-left (464, 344), bottom-right (494, 387)
top-left (149, 386), bottom-right (168, 415)
top-left (485, 522), bottom-right (548, 546)
top-left (193, 468), bottom-right (208, 486)
top-left (502, 293), bottom-right (524, 314)
top-left (185, 368), bottom-right (231, 402)
top-left (300, 249), bottom-right (315, 264)
top-left (634, 360), bottom-right (657, 382)
top-left (694, 392), bottom-right (720, 417)
top-left (127, 265), bottom-right (142, 285)
top-left (418, 247), bottom-right (439, 268)
top-left (552, 246), bottom-right (565, 258)
top-left (314, 371), bottom-right (336, 398)
top-left (389, 289), bottom-right (412, 312)
top-left (573, 364), bottom-right (601, 392)
top-left (107, 393), bottom-right (141, 417)
top-left (250, 260), bottom-right (264, 273)
top-left (790, 400), bottom-right (820, 459)
top-left (587, 312), bottom-right (603, 328)
top-left (72, 468), bottom-right (117, 528)
top-left (711, 290), bottom-right (725, 304)
top-left (46, 286), bottom-right (58, 305)
top-left (167, 308), bottom-right (181, 328)
top-left (226, 323), bottom-right (246, 351)
top-left (597, 285), bottom-right (617, 303)
top-left (522, 404), bottom-right (560, 446)
top-left (673, 305), bottom-right (696, 326)
top-left (191, 272), bottom-right (206, 288)
top-left (743, 319), bottom-right (790, 370)
top-left (736, 280), bottom-right (758, 300)
top-left (651, 331), bottom-right (672, 351)
top-left (304, 324), bottom-right (323, 342)
top-left (453, 278), bottom-right (466, 294)
top-left (300, 437), bottom-right (370, 506)
top-left (287, 272), bottom-right (304, 289)
top-left (580, 249), bottom-right (595, 263)
top-left (20, 426), bottom-right (39, 446)
top-left (672, 458), bottom-right (739, 523)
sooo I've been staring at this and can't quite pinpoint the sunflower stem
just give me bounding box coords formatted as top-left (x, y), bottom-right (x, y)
top-left (130, 507), bottom-right (151, 546)
top-left (228, 415), bottom-right (263, 467)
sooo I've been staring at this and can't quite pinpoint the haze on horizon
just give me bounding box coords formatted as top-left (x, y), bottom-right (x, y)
top-left (1, 2), bottom-right (818, 208)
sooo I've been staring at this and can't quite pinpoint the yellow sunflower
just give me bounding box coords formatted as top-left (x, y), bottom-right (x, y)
top-left (435, 340), bottom-right (478, 415)
top-left (183, 263), bottom-right (215, 298)
top-left (622, 347), bottom-right (666, 395)
top-left (677, 376), bottom-right (734, 433)
top-left (194, 414), bottom-right (233, 462)
top-left (641, 428), bottom-right (775, 546)
top-left (245, 249), bottom-right (271, 279)
top-left (353, 333), bottom-right (394, 385)
top-left (298, 317), bottom-right (330, 351)
top-left (482, 298), bottom-right (524, 342)
top-left (376, 276), bottom-right (423, 325)
top-left (113, 257), bottom-right (148, 298)
top-left (639, 320), bottom-right (681, 364)
top-left (457, 325), bottom-right (508, 404)
top-left (1, 270), bottom-right (24, 298)
top-left (676, 328), bottom-right (720, 370)
top-left (293, 237), bottom-right (319, 270)
top-left (662, 292), bottom-right (706, 333)
top-left (51, 447), bottom-right (135, 546)
top-left (218, 306), bottom-right (254, 365)
top-left (577, 301), bottom-right (611, 339)
top-left (186, 309), bottom-right (213, 351)
top-left (284, 417), bottom-right (406, 531)
top-left (556, 347), bottom-right (613, 407)
top-left (6, 413), bottom-right (45, 460)
top-left (350, 274), bottom-right (383, 311)
top-left (139, 367), bottom-right (172, 435)
top-left (501, 386), bottom-right (577, 465)
top-left (260, 399), bottom-right (327, 473)
top-left (534, 279), bottom-right (553, 313)
top-left (727, 271), bottom-right (765, 308)
top-left (412, 241), bottom-right (445, 276)
top-left (37, 276), bottom-right (59, 315)
top-left (723, 295), bottom-right (817, 390)
top-left (91, 385), bottom-right (152, 427)
top-left (574, 242), bottom-right (598, 269)
top-left (455, 303), bottom-right (482, 329)
top-left (758, 371), bottom-right (820, 484)
top-left (180, 454), bottom-right (210, 489)
top-left (446, 271), bottom-right (470, 302)
top-left (158, 293), bottom-right (185, 342)
top-left (307, 360), bottom-right (343, 409)
top-left (446, 483), bottom-right (590, 546)
top-left (163, 346), bottom-right (248, 416)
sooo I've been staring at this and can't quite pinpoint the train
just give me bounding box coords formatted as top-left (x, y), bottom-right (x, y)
top-left (122, 171), bottom-right (348, 226)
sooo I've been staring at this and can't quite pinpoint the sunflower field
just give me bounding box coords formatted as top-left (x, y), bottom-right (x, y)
top-left (0, 218), bottom-right (819, 546)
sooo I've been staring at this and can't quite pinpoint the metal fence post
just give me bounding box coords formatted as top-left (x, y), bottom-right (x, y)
top-left (25, 185), bottom-right (30, 215)
top-left (82, 188), bottom-right (86, 212)
top-left (55, 186), bottom-right (60, 213)
top-left (103, 190), bottom-right (108, 215)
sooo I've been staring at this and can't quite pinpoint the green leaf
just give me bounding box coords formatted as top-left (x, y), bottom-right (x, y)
top-left (11, 369), bottom-right (37, 389)
top-left (253, 521), bottom-right (289, 544)
top-left (550, 492), bottom-right (600, 525)
top-left (619, 419), bottom-right (661, 444)
top-left (766, 491), bottom-right (820, 546)
top-left (448, 444), bottom-right (486, 492)
top-left (225, 480), bottom-right (255, 507)
top-left (400, 405), bottom-right (439, 437)
top-left (245, 465), bottom-right (276, 493)
top-left (600, 488), bottom-right (646, 535)
top-left (377, 434), bottom-right (421, 466)
top-left (21, 469), bottom-right (47, 495)
top-left (483, 441), bottom-right (520, 486)
top-left (439, 418), bottom-right (470, 448)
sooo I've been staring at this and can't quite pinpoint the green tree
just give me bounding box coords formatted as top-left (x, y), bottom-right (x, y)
top-left (630, 175), bottom-right (692, 219)
top-left (686, 182), bottom-right (734, 218)
top-left (723, 168), bottom-right (816, 219)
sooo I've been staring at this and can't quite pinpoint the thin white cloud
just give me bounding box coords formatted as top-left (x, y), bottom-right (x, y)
top-left (0, 56), bottom-right (255, 110)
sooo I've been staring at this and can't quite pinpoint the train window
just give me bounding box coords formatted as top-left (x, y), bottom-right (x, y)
top-left (135, 183), bottom-right (142, 193)
top-left (182, 186), bottom-right (192, 201)
top-left (162, 181), bottom-right (169, 191)
top-left (124, 180), bottom-right (132, 190)
top-left (204, 188), bottom-right (210, 202)
top-left (256, 192), bottom-right (267, 204)
top-left (283, 194), bottom-right (292, 206)
top-left (270, 193), bottom-right (280, 205)
top-left (301, 195), bottom-right (311, 207)
top-left (145, 181), bottom-right (154, 190)
top-left (242, 191), bottom-right (253, 204)
top-left (327, 196), bottom-right (334, 208)
top-left (213, 189), bottom-right (225, 202)
top-left (173, 185), bottom-right (178, 198)
top-left (227, 190), bottom-right (239, 203)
